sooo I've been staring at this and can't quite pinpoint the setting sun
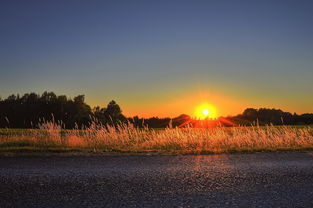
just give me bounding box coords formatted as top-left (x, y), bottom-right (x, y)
top-left (195, 103), bottom-right (218, 120)
top-left (202, 109), bottom-right (209, 116)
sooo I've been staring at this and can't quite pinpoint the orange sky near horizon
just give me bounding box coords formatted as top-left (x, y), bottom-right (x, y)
top-left (86, 88), bottom-right (313, 118)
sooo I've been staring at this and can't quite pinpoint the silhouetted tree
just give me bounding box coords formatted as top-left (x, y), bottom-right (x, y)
top-left (242, 108), bottom-right (258, 121)
top-left (91, 100), bottom-right (129, 126)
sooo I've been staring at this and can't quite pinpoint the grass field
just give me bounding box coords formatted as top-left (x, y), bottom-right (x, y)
top-left (0, 122), bottom-right (313, 154)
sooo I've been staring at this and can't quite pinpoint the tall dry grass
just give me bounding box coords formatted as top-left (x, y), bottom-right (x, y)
top-left (0, 121), bottom-right (313, 153)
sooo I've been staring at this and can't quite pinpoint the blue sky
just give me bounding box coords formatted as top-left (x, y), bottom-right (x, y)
top-left (0, 0), bottom-right (312, 117)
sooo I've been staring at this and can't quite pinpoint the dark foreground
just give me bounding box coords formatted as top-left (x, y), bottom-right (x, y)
top-left (1, 153), bottom-right (313, 207)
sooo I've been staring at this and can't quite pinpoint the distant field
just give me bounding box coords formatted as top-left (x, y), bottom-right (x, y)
top-left (0, 124), bottom-right (313, 154)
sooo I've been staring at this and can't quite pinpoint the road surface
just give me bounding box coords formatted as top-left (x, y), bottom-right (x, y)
top-left (1, 152), bottom-right (313, 207)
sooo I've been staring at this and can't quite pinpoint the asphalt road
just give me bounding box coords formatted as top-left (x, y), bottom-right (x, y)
top-left (1, 153), bottom-right (313, 208)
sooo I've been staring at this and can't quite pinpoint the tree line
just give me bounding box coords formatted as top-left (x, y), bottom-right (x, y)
top-left (0, 92), bottom-right (126, 128)
top-left (0, 92), bottom-right (312, 128)
top-left (229, 108), bottom-right (313, 126)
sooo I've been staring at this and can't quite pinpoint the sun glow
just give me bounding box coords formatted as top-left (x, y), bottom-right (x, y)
top-left (195, 103), bottom-right (218, 120)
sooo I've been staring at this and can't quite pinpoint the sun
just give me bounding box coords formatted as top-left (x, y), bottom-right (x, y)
top-left (195, 103), bottom-right (218, 120)
top-left (202, 109), bottom-right (209, 116)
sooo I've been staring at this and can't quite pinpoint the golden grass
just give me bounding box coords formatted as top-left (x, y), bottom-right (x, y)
top-left (0, 122), bottom-right (313, 154)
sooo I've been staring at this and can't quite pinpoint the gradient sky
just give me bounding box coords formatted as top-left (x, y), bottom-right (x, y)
top-left (1, 0), bottom-right (313, 117)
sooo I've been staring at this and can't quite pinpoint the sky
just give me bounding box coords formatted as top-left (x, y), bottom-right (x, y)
top-left (0, 0), bottom-right (313, 118)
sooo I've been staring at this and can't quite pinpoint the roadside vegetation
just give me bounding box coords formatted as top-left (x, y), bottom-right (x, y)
top-left (1, 122), bottom-right (313, 154)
